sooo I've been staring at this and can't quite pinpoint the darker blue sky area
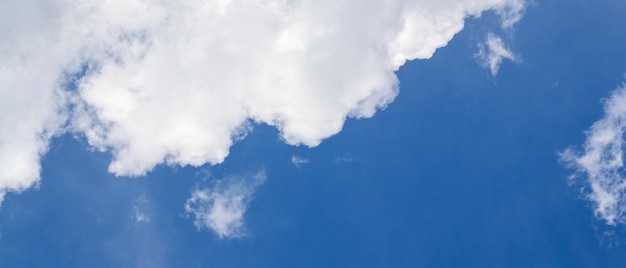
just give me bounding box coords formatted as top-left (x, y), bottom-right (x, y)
top-left (2, 1), bottom-right (626, 267)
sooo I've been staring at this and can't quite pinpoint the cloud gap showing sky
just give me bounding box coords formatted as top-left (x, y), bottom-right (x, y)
top-left (0, 0), bottom-right (525, 203)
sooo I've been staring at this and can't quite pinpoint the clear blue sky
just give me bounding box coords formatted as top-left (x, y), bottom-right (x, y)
top-left (1, 0), bottom-right (626, 267)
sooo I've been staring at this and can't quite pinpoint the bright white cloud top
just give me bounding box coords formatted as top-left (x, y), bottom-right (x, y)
top-left (562, 85), bottom-right (626, 225)
top-left (0, 0), bottom-right (525, 202)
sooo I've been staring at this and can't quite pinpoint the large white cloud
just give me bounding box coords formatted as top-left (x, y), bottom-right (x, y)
top-left (0, 0), bottom-right (80, 202)
top-left (561, 85), bottom-right (626, 225)
top-left (0, 0), bottom-right (525, 200)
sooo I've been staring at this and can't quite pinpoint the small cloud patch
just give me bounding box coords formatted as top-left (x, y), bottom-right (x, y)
top-left (476, 33), bottom-right (519, 76)
top-left (291, 156), bottom-right (309, 168)
top-left (132, 196), bottom-right (150, 223)
top-left (185, 171), bottom-right (266, 239)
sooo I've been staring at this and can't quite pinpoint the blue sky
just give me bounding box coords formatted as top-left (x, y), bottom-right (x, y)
top-left (2, 0), bottom-right (626, 267)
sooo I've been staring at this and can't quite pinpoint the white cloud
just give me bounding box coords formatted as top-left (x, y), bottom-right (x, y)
top-left (0, 0), bottom-right (526, 200)
top-left (0, 0), bottom-right (79, 202)
top-left (291, 156), bottom-right (309, 168)
top-left (476, 33), bottom-right (519, 76)
top-left (495, 0), bottom-right (527, 29)
top-left (561, 85), bottom-right (626, 225)
top-left (132, 196), bottom-right (151, 223)
top-left (185, 171), bottom-right (266, 238)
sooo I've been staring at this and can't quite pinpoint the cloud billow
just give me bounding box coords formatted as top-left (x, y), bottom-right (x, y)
top-left (0, 0), bottom-right (525, 201)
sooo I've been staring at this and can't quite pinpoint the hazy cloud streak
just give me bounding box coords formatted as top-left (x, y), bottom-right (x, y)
top-left (291, 156), bottom-right (309, 167)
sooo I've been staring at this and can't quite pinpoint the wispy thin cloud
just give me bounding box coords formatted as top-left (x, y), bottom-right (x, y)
top-left (475, 33), bottom-right (520, 76)
top-left (334, 155), bottom-right (359, 164)
top-left (132, 196), bottom-right (150, 223)
top-left (185, 171), bottom-right (266, 239)
top-left (561, 84), bottom-right (626, 225)
top-left (291, 156), bottom-right (309, 168)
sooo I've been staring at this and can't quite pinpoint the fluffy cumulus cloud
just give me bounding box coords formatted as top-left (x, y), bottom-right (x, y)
top-left (561, 85), bottom-right (626, 225)
top-left (475, 33), bottom-right (519, 76)
top-left (185, 171), bottom-right (266, 238)
top-left (0, 0), bottom-right (525, 201)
